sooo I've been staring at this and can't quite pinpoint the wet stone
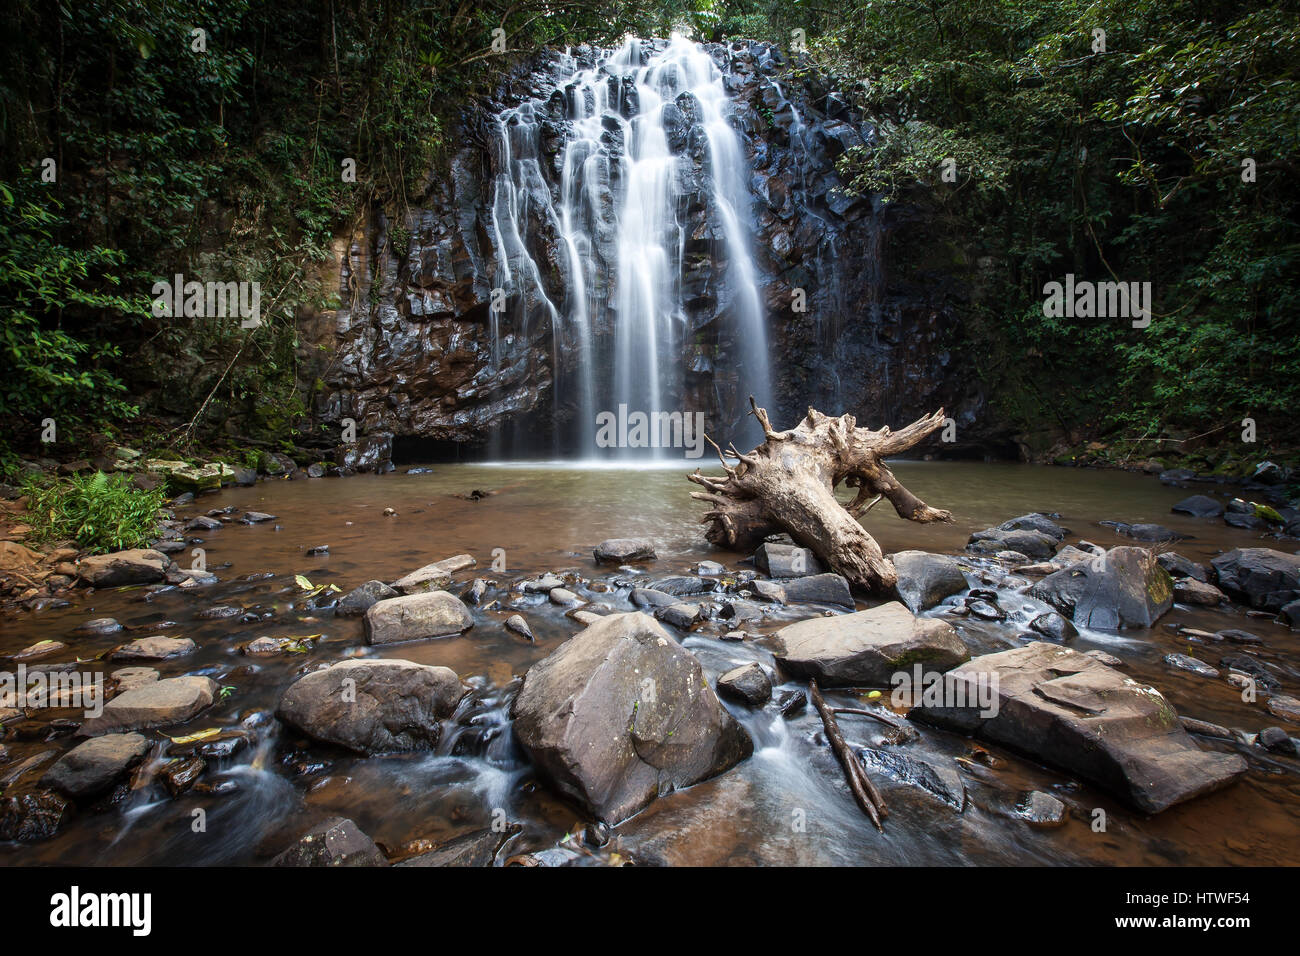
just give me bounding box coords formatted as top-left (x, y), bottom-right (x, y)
top-left (1016, 790), bottom-right (1067, 828)
top-left (716, 662), bottom-right (772, 707)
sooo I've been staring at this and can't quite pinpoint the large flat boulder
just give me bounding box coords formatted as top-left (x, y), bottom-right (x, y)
top-left (1210, 548), bottom-right (1300, 611)
top-left (41, 733), bottom-right (151, 798)
top-left (1027, 546), bottom-right (1172, 629)
top-left (769, 601), bottom-right (969, 687)
top-left (911, 642), bottom-right (1247, 813)
top-left (511, 612), bottom-right (752, 825)
top-left (79, 676), bottom-right (217, 736)
top-left (276, 659), bottom-right (466, 754)
top-left (364, 590), bottom-right (473, 644)
top-left (76, 549), bottom-right (169, 587)
top-left (892, 551), bottom-right (968, 612)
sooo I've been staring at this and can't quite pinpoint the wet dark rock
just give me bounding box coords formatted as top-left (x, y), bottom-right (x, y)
top-left (777, 689), bottom-right (807, 717)
top-left (779, 573), bottom-right (854, 608)
top-left (305, 544), bottom-right (330, 556)
top-left (111, 636), bottom-right (196, 661)
top-left (1172, 495), bottom-right (1224, 518)
top-left (511, 612), bottom-right (752, 825)
top-left (1016, 790), bottom-right (1066, 828)
top-left (80, 676), bottom-right (218, 736)
top-left (160, 756), bottom-right (206, 797)
top-left (891, 551), bottom-right (968, 613)
top-left (396, 825), bottom-right (522, 867)
top-left (1253, 461), bottom-right (1287, 484)
top-left (965, 597), bottom-right (1004, 621)
top-left (593, 538), bottom-right (656, 564)
top-left (1280, 599), bottom-right (1300, 628)
top-left (770, 601), bottom-right (968, 687)
top-left (857, 747), bottom-right (965, 811)
top-left (364, 590), bottom-right (474, 644)
top-left (912, 641), bottom-right (1248, 813)
top-left (1210, 548), bottom-right (1300, 611)
top-left (168, 730), bottom-right (250, 759)
top-left (997, 514), bottom-right (1068, 540)
top-left (276, 659), bottom-right (466, 754)
top-left (520, 573), bottom-right (565, 593)
top-left (749, 579), bottom-right (786, 603)
top-left (272, 817), bottom-right (389, 867)
top-left (1219, 655), bottom-right (1280, 690)
top-left (1027, 546), bottom-right (1173, 629)
top-left (1215, 628), bottom-right (1263, 646)
top-left (185, 516), bottom-right (223, 531)
top-left (0, 790), bottom-right (70, 842)
top-left (77, 549), bottom-right (170, 587)
top-left (1258, 726), bottom-right (1296, 755)
top-left (505, 614), bottom-right (534, 641)
top-left (696, 560), bottom-right (727, 576)
top-left (1164, 653), bottom-right (1220, 679)
top-left (1224, 512), bottom-right (1267, 530)
top-left (629, 587), bottom-right (677, 609)
top-left (1156, 552), bottom-right (1208, 582)
top-left (1029, 611), bottom-right (1077, 643)
top-left (968, 528), bottom-right (1058, 561)
top-left (196, 604), bottom-right (242, 619)
top-left (1179, 717), bottom-right (1235, 741)
top-left (716, 662), bottom-right (772, 706)
top-left (337, 580), bottom-right (398, 616)
top-left (239, 511), bottom-right (278, 524)
top-left (461, 578), bottom-right (489, 606)
top-left (1084, 649), bottom-right (1123, 667)
top-left (41, 733), bottom-right (151, 798)
top-left (753, 542), bottom-right (825, 578)
top-left (655, 603), bottom-right (702, 629)
top-left (650, 575), bottom-right (715, 597)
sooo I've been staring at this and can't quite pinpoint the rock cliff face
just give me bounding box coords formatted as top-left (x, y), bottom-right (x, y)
top-left (297, 39), bottom-right (991, 469)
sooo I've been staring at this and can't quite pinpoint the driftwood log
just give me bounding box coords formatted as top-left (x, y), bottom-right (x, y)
top-left (688, 399), bottom-right (953, 593)
top-left (810, 680), bottom-right (887, 829)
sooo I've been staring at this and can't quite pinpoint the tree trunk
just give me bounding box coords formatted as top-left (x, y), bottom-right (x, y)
top-left (688, 399), bottom-right (953, 593)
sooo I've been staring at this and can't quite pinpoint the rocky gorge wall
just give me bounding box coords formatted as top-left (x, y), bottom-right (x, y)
top-left (296, 39), bottom-right (997, 470)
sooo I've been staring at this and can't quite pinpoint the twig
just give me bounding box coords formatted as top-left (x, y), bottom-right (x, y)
top-left (810, 679), bottom-right (887, 829)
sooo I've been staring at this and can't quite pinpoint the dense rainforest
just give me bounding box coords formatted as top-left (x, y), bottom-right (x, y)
top-left (1, 0), bottom-right (1297, 476)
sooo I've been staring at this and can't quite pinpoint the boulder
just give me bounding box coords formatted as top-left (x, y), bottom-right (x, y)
top-left (770, 601), bottom-right (969, 687)
top-left (272, 817), bottom-right (389, 867)
top-left (655, 603), bottom-right (702, 629)
top-left (593, 538), bottom-right (656, 564)
top-left (967, 528), bottom-right (1058, 561)
top-left (1027, 546), bottom-right (1172, 629)
top-left (337, 580), bottom-right (398, 616)
top-left (911, 642), bottom-right (1248, 813)
top-left (997, 514), bottom-right (1067, 540)
top-left (630, 587), bottom-right (676, 608)
top-left (511, 612), bottom-right (753, 825)
top-left (891, 551), bottom-right (968, 612)
top-left (716, 662), bottom-right (772, 706)
top-left (41, 733), bottom-right (152, 798)
top-left (1174, 578), bottom-right (1225, 607)
top-left (276, 659), bottom-right (466, 754)
top-left (753, 542), bottom-right (825, 578)
top-left (1157, 551), bottom-right (1208, 582)
top-left (79, 676), bottom-right (218, 736)
top-left (1210, 548), bottom-right (1300, 611)
top-left (364, 591), bottom-right (473, 644)
top-left (1172, 495), bottom-right (1224, 518)
top-left (111, 636), bottom-right (196, 661)
top-left (76, 549), bottom-right (169, 587)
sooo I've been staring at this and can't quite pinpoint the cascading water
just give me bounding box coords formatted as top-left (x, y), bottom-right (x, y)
top-left (488, 35), bottom-right (772, 459)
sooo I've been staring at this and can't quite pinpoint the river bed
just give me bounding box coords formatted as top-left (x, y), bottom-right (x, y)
top-left (1, 461), bottom-right (1297, 865)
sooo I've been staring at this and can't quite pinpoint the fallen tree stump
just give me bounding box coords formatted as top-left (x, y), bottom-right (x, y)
top-left (689, 398), bottom-right (953, 593)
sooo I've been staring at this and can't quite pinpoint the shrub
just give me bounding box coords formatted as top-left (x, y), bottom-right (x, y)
top-left (22, 470), bottom-right (166, 553)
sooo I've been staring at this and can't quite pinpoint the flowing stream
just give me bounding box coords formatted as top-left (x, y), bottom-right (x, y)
top-left (2, 463), bottom-right (1297, 865)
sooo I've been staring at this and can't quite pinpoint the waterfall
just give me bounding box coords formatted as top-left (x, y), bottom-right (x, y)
top-left (488, 35), bottom-right (772, 459)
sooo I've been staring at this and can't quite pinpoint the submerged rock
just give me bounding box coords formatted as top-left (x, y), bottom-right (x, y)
top-left (857, 746), bottom-right (965, 811)
top-left (1172, 495), bottom-right (1224, 518)
top-left (1027, 546), bottom-right (1172, 629)
top-left (337, 580), bottom-right (399, 616)
top-left (511, 612), bottom-right (752, 825)
top-left (911, 642), bottom-right (1247, 813)
top-left (1016, 790), bottom-right (1067, 828)
top-left (276, 659), bottom-right (466, 754)
top-left (272, 817), bottom-right (389, 867)
top-left (968, 528), bottom-right (1058, 561)
top-left (891, 551), bottom-right (968, 613)
top-left (396, 825), bottom-right (521, 867)
top-left (364, 590), bottom-right (473, 644)
top-left (111, 636), bottom-right (196, 661)
top-left (770, 601), bottom-right (969, 687)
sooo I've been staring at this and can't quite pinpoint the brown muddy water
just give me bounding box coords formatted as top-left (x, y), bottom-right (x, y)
top-left (2, 461), bottom-right (1298, 865)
